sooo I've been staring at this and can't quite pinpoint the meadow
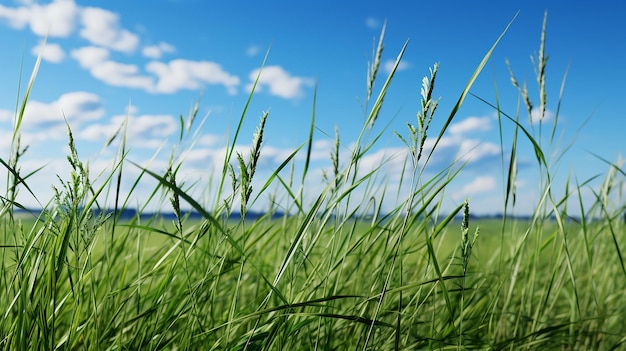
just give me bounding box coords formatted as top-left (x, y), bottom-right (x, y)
top-left (1, 14), bottom-right (625, 350)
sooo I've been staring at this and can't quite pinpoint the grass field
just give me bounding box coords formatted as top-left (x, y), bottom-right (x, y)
top-left (1, 14), bottom-right (626, 350)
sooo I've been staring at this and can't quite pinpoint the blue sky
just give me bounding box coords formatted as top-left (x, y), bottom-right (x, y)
top-left (0, 0), bottom-right (624, 215)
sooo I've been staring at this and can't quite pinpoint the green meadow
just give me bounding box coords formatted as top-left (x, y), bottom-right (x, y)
top-left (1, 14), bottom-right (625, 350)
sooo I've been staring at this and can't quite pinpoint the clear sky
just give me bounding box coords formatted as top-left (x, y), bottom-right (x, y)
top-left (0, 0), bottom-right (624, 216)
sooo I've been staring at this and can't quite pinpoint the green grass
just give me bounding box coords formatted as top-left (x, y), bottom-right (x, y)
top-left (1, 13), bottom-right (626, 350)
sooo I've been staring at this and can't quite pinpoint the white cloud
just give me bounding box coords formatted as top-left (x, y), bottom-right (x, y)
top-left (181, 148), bottom-right (213, 164)
top-left (198, 134), bottom-right (221, 146)
top-left (399, 133), bottom-right (501, 171)
top-left (31, 41), bottom-right (65, 63)
top-left (383, 59), bottom-right (409, 74)
top-left (21, 91), bottom-right (105, 127)
top-left (247, 65), bottom-right (314, 99)
top-left (458, 176), bottom-right (497, 197)
top-left (71, 46), bottom-right (154, 90)
top-left (79, 6), bottom-right (139, 52)
top-left (0, 129), bottom-right (12, 155)
top-left (79, 113), bottom-right (178, 148)
top-left (202, 145), bottom-right (249, 170)
top-left (146, 59), bottom-right (240, 94)
top-left (257, 145), bottom-right (300, 166)
top-left (179, 142), bottom-right (297, 176)
top-left (449, 116), bottom-right (492, 135)
top-left (91, 60), bottom-right (155, 90)
top-left (3, 3), bottom-right (240, 96)
top-left (155, 60), bottom-right (239, 93)
top-left (457, 139), bottom-right (500, 164)
top-left (0, 0), bottom-right (79, 37)
top-left (0, 2), bottom-right (139, 52)
top-left (72, 47), bottom-right (239, 94)
top-left (308, 139), bottom-right (336, 161)
top-left (358, 147), bottom-right (408, 178)
top-left (423, 134), bottom-right (458, 151)
top-left (142, 42), bottom-right (175, 59)
top-left (0, 109), bottom-right (12, 122)
top-left (71, 45), bottom-right (110, 67)
top-left (0, 4), bottom-right (29, 29)
top-left (529, 107), bottom-right (554, 124)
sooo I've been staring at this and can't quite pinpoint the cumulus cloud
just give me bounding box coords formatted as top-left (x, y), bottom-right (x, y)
top-left (79, 113), bottom-right (178, 148)
top-left (21, 91), bottom-right (105, 127)
top-left (247, 65), bottom-right (314, 99)
top-left (357, 147), bottom-right (408, 178)
top-left (146, 59), bottom-right (240, 94)
top-left (71, 46), bottom-right (154, 90)
top-left (383, 59), bottom-right (409, 74)
top-left (0, 91), bottom-right (105, 145)
top-left (0, 1), bottom-right (141, 52)
top-left (3, 2), bottom-right (241, 95)
top-left (71, 47), bottom-right (239, 94)
top-left (457, 175), bottom-right (497, 197)
top-left (449, 116), bottom-right (492, 135)
top-left (433, 117), bottom-right (501, 166)
top-left (92, 61), bottom-right (155, 90)
top-left (142, 42), bottom-right (175, 59)
top-left (457, 139), bottom-right (500, 164)
top-left (341, 133), bottom-right (501, 184)
top-left (0, 0), bottom-right (79, 37)
top-left (31, 41), bottom-right (65, 63)
top-left (79, 6), bottom-right (139, 52)
top-left (71, 45), bottom-right (110, 67)
top-left (175, 141), bottom-right (299, 177)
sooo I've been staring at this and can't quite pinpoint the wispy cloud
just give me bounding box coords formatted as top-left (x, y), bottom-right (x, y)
top-left (365, 17), bottom-right (380, 29)
top-left (383, 59), bottom-right (409, 74)
top-left (247, 65), bottom-right (314, 99)
top-left (246, 45), bottom-right (260, 57)
top-left (0, 109), bottom-right (12, 122)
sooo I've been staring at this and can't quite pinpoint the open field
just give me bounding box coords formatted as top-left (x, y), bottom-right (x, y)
top-left (1, 14), bottom-right (625, 350)
top-left (2, 212), bottom-right (625, 350)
